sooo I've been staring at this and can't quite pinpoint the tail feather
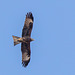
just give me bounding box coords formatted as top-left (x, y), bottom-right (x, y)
top-left (12, 36), bottom-right (21, 46)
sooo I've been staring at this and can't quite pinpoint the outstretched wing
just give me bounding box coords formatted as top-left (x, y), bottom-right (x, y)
top-left (21, 42), bottom-right (31, 67)
top-left (22, 12), bottom-right (33, 37)
top-left (21, 12), bottom-right (34, 67)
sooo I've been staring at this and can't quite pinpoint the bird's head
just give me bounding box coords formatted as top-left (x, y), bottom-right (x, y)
top-left (31, 38), bottom-right (34, 41)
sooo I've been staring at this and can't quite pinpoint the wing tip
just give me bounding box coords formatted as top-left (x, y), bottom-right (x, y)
top-left (26, 12), bottom-right (34, 21)
top-left (22, 58), bottom-right (30, 67)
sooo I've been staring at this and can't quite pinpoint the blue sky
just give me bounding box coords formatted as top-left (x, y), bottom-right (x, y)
top-left (0, 0), bottom-right (75, 75)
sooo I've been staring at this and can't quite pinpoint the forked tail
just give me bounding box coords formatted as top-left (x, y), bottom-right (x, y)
top-left (12, 35), bottom-right (21, 46)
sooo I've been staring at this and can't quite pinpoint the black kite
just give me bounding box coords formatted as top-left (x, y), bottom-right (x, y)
top-left (12, 12), bottom-right (34, 67)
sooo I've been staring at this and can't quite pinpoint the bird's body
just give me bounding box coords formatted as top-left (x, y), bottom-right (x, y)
top-left (12, 36), bottom-right (34, 43)
top-left (12, 12), bottom-right (34, 67)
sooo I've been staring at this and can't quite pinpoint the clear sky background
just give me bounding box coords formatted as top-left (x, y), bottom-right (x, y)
top-left (0, 0), bottom-right (75, 75)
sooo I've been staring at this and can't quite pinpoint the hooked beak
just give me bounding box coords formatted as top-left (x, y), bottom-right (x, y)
top-left (31, 38), bottom-right (34, 41)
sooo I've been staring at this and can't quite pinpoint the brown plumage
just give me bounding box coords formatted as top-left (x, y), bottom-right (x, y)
top-left (12, 12), bottom-right (34, 67)
top-left (21, 12), bottom-right (34, 67)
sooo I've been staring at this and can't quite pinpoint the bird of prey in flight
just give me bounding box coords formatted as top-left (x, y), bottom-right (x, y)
top-left (12, 12), bottom-right (34, 67)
